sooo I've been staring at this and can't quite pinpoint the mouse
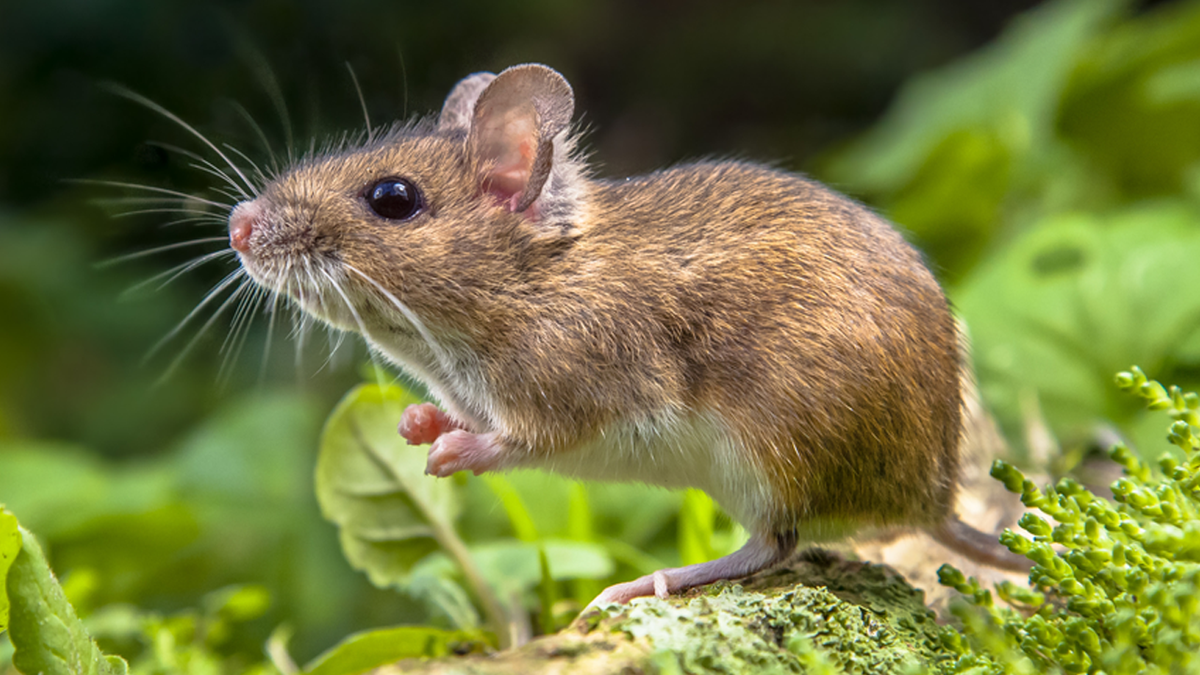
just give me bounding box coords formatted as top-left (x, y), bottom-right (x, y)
top-left (227, 63), bottom-right (1030, 608)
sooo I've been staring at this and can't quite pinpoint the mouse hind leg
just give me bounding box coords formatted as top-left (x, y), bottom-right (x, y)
top-left (585, 531), bottom-right (791, 609)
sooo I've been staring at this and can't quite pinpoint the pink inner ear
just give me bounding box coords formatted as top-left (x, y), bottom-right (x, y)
top-left (476, 109), bottom-right (538, 210)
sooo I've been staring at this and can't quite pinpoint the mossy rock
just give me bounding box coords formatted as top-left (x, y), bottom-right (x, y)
top-left (374, 553), bottom-right (956, 674)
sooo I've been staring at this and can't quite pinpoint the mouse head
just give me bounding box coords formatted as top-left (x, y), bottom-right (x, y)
top-left (228, 64), bottom-right (584, 350)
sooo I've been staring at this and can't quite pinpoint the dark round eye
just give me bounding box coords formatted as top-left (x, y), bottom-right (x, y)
top-left (365, 178), bottom-right (423, 221)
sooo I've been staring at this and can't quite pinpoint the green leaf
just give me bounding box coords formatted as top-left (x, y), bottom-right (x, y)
top-left (829, 0), bottom-right (1122, 193)
top-left (481, 474), bottom-right (539, 542)
top-left (679, 489), bottom-right (716, 566)
top-left (536, 546), bottom-right (557, 635)
top-left (203, 583), bottom-right (272, 623)
top-left (0, 507), bottom-right (19, 633)
top-left (954, 202), bottom-right (1200, 456)
top-left (303, 625), bottom-right (485, 675)
top-left (1060, 0), bottom-right (1200, 200)
top-left (316, 383), bottom-right (512, 647)
top-left (316, 383), bottom-right (460, 589)
top-left (5, 526), bottom-right (128, 675)
top-left (407, 555), bottom-right (480, 630)
top-left (0, 442), bottom-right (174, 540)
top-left (566, 483), bottom-right (602, 605)
top-left (466, 539), bottom-right (614, 597)
top-left (824, 0), bottom-right (1124, 277)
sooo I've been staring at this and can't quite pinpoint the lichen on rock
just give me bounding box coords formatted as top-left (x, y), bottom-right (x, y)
top-left (374, 554), bottom-right (953, 674)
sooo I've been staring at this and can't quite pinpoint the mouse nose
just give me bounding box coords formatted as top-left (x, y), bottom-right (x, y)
top-left (229, 201), bottom-right (260, 253)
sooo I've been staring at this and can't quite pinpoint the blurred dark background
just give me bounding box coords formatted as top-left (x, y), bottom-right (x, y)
top-left (0, 0), bottom-right (1072, 461)
top-left (5, 0), bottom-right (1200, 666)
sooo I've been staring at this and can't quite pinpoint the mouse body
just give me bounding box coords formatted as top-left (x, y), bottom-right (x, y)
top-left (228, 64), bottom-right (1025, 606)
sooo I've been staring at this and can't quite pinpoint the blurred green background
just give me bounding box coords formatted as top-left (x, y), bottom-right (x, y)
top-left (5, 0), bottom-right (1200, 668)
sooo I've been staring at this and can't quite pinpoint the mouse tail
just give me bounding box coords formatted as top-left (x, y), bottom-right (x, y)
top-left (931, 517), bottom-right (1033, 572)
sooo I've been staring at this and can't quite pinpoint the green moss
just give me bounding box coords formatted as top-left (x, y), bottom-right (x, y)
top-left (611, 587), bottom-right (924, 674)
top-left (594, 556), bottom-right (950, 675)
top-left (938, 366), bottom-right (1200, 674)
top-left (380, 556), bottom-right (951, 674)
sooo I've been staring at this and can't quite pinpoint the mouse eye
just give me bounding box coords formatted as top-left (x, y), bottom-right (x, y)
top-left (364, 178), bottom-right (423, 221)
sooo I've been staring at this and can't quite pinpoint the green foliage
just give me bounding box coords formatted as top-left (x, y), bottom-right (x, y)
top-left (0, 392), bottom-right (428, 670)
top-left (678, 489), bottom-right (716, 567)
top-left (303, 626), bottom-right (486, 675)
top-left (955, 204), bottom-right (1200, 459)
top-left (824, 0), bottom-right (1200, 459)
top-left (1, 511), bottom-right (288, 675)
top-left (0, 508), bottom-right (20, 634)
top-left (826, 0), bottom-right (1124, 276)
top-left (315, 383), bottom-right (462, 592)
top-left (9, 0), bottom-right (1200, 671)
top-left (315, 382), bottom-right (648, 643)
top-left (937, 368), bottom-right (1200, 674)
top-left (4, 526), bottom-right (128, 675)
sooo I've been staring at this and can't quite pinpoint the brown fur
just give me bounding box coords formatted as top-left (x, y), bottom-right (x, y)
top-left (235, 64), bottom-right (1023, 579)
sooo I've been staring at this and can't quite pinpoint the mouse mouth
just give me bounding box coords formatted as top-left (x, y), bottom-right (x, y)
top-left (243, 254), bottom-right (367, 333)
top-left (228, 199), bottom-right (362, 332)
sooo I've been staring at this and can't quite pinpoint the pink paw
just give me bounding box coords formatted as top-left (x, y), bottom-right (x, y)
top-left (398, 403), bottom-right (456, 445)
top-left (426, 430), bottom-right (503, 477)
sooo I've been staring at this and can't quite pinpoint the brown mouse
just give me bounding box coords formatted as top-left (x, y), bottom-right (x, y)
top-left (227, 63), bottom-right (1029, 607)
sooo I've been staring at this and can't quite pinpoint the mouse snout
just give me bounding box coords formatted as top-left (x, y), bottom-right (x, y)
top-left (229, 201), bottom-right (261, 253)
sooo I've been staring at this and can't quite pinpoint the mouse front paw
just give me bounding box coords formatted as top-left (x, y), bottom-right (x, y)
top-left (425, 430), bottom-right (505, 477)
top-left (399, 403), bottom-right (458, 445)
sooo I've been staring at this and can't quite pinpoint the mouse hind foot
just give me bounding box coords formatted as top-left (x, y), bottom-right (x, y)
top-left (584, 532), bottom-right (790, 610)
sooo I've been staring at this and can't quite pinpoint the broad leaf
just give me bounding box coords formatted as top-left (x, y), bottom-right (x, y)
top-left (0, 507), bottom-right (18, 633)
top-left (407, 555), bottom-right (480, 630)
top-left (955, 201), bottom-right (1200, 456)
top-left (303, 625), bottom-right (485, 675)
top-left (825, 0), bottom-right (1124, 276)
top-left (316, 383), bottom-right (461, 588)
top-left (5, 526), bottom-right (128, 675)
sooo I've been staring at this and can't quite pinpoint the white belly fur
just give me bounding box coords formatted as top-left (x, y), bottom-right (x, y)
top-left (537, 411), bottom-right (775, 530)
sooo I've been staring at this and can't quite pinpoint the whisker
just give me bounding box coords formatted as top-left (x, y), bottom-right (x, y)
top-left (104, 83), bottom-right (260, 198)
top-left (98, 237), bottom-right (229, 268)
top-left (122, 248), bottom-right (237, 298)
top-left (260, 277), bottom-right (285, 385)
top-left (319, 266), bottom-right (387, 389)
top-left (345, 62), bottom-right (373, 144)
top-left (68, 179), bottom-right (229, 210)
top-left (343, 262), bottom-right (452, 374)
top-left (228, 100), bottom-right (280, 176)
top-left (222, 277), bottom-right (259, 356)
top-left (219, 280), bottom-right (268, 385)
top-left (111, 206), bottom-right (224, 219)
top-left (93, 196), bottom-right (210, 207)
top-left (223, 142), bottom-right (271, 187)
top-left (148, 267), bottom-right (246, 364)
top-left (291, 260), bottom-right (317, 377)
top-left (396, 46), bottom-right (409, 119)
top-left (185, 164), bottom-right (249, 201)
top-left (243, 46), bottom-right (294, 164)
top-left (151, 141), bottom-right (247, 195)
top-left (153, 215), bottom-right (230, 229)
top-left (143, 141), bottom-right (251, 204)
top-left (204, 184), bottom-right (248, 204)
top-left (157, 276), bottom-right (251, 385)
top-left (304, 261), bottom-right (347, 375)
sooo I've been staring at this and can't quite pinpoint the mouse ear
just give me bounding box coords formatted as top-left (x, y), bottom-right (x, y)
top-left (467, 64), bottom-right (574, 214)
top-left (438, 72), bottom-right (497, 134)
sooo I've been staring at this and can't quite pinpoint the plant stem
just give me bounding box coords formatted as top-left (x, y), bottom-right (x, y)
top-left (428, 513), bottom-right (515, 649)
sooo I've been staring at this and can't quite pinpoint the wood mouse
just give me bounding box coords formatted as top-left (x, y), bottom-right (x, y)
top-left (227, 63), bottom-right (1029, 607)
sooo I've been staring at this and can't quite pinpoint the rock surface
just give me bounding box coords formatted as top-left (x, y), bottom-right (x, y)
top-left (373, 553), bottom-right (955, 674)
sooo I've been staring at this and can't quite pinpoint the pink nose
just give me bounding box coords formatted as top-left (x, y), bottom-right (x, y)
top-left (229, 202), bottom-right (259, 253)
